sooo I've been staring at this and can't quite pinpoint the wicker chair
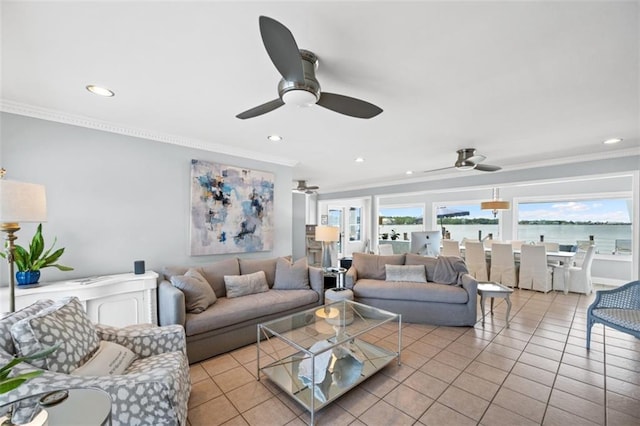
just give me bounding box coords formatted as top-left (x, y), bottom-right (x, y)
top-left (586, 280), bottom-right (640, 349)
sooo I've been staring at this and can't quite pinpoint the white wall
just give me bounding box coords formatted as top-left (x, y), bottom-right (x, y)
top-left (0, 113), bottom-right (294, 285)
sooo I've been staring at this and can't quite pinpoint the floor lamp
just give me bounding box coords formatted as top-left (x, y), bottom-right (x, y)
top-left (0, 169), bottom-right (47, 312)
top-left (315, 226), bottom-right (339, 270)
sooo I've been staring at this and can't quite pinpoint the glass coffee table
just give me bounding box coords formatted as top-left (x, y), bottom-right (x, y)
top-left (257, 300), bottom-right (401, 424)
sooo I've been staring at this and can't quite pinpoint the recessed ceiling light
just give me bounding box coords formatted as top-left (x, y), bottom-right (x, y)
top-left (86, 85), bottom-right (114, 97)
top-left (355, 157), bottom-right (365, 163)
top-left (406, 170), bottom-right (413, 175)
top-left (603, 138), bottom-right (623, 145)
top-left (267, 135), bottom-right (283, 142)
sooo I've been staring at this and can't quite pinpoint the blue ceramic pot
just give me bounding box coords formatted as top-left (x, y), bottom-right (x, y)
top-left (16, 270), bottom-right (41, 286)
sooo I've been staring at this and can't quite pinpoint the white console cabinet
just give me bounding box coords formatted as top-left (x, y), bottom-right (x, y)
top-left (1, 271), bottom-right (158, 327)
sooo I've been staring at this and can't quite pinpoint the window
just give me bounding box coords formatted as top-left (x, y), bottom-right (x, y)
top-left (378, 206), bottom-right (424, 241)
top-left (517, 198), bottom-right (632, 255)
top-left (348, 207), bottom-right (361, 242)
top-left (436, 203), bottom-right (498, 242)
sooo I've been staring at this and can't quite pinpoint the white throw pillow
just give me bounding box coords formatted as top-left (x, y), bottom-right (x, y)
top-left (71, 340), bottom-right (137, 376)
top-left (385, 264), bottom-right (427, 283)
top-left (224, 271), bottom-right (269, 298)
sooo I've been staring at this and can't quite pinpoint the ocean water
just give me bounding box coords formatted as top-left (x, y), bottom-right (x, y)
top-left (379, 224), bottom-right (632, 254)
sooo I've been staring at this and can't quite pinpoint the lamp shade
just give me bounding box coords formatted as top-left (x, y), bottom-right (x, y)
top-left (480, 200), bottom-right (510, 211)
top-left (315, 225), bottom-right (339, 242)
top-left (0, 180), bottom-right (47, 223)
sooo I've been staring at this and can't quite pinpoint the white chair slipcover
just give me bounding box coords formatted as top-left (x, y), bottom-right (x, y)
top-left (490, 243), bottom-right (517, 287)
top-left (553, 245), bottom-right (596, 294)
top-left (509, 240), bottom-right (524, 250)
top-left (464, 241), bottom-right (488, 282)
top-left (441, 240), bottom-right (461, 257)
top-left (519, 244), bottom-right (553, 293)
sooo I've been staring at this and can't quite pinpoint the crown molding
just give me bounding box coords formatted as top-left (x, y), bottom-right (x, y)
top-left (0, 100), bottom-right (299, 167)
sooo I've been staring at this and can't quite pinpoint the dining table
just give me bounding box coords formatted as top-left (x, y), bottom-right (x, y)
top-left (459, 245), bottom-right (577, 294)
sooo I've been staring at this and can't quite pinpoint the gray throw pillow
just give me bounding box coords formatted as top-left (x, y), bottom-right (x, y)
top-left (433, 256), bottom-right (469, 285)
top-left (224, 271), bottom-right (270, 298)
top-left (385, 264), bottom-right (427, 283)
top-left (239, 258), bottom-right (279, 287)
top-left (170, 268), bottom-right (217, 313)
top-left (274, 257), bottom-right (310, 290)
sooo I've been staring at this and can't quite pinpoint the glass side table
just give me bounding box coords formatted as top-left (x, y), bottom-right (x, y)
top-left (0, 387), bottom-right (112, 425)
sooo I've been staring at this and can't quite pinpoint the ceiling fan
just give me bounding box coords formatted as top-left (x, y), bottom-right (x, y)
top-left (424, 148), bottom-right (502, 173)
top-left (236, 16), bottom-right (383, 120)
top-left (292, 180), bottom-right (319, 194)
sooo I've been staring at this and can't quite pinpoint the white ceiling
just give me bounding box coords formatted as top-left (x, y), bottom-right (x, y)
top-left (2, 1), bottom-right (638, 193)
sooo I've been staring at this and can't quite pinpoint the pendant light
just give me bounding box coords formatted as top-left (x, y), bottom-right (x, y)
top-left (480, 188), bottom-right (510, 218)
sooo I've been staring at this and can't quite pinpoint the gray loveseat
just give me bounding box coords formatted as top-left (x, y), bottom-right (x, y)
top-left (158, 257), bottom-right (324, 363)
top-left (345, 252), bottom-right (478, 326)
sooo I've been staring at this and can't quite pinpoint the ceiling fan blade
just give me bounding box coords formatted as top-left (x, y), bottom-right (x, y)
top-left (467, 154), bottom-right (486, 163)
top-left (236, 98), bottom-right (284, 119)
top-left (259, 16), bottom-right (305, 83)
top-left (474, 163), bottom-right (502, 172)
top-left (317, 92), bottom-right (383, 119)
top-left (306, 185), bottom-right (319, 190)
top-left (423, 166), bottom-right (456, 174)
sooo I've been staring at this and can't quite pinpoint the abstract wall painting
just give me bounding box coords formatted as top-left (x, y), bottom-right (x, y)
top-left (190, 159), bottom-right (274, 255)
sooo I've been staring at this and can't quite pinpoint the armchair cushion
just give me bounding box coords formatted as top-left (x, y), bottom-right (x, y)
top-left (0, 299), bottom-right (54, 355)
top-left (10, 297), bottom-right (99, 373)
top-left (96, 323), bottom-right (188, 357)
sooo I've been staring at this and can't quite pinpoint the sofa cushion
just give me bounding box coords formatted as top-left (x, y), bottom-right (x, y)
top-left (170, 268), bottom-right (217, 313)
top-left (224, 271), bottom-right (270, 298)
top-left (274, 257), bottom-right (310, 290)
top-left (352, 252), bottom-right (405, 280)
top-left (385, 264), bottom-right (427, 283)
top-left (10, 297), bottom-right (100, 373)
top-left (354, 279), bottom-right (469, 304)
top-left (239, 258), bottom-right (278, 287)
top-left (184, 289), bottom-right (319, 336)
top-left (404, 254), bottom-right (438, 281)
top-left (0, 299), bottom-right (55, 355)
top-left (200, 258), bottom-right (241, 298)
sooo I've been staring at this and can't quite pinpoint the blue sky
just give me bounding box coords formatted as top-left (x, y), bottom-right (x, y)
top-left (380, 198), bottom-right (631, 223)
top-left (519, 199), bottom-right (631, 222)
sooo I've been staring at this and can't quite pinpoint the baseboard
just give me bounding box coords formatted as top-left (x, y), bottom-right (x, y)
top-left (592, 276), bottom-right (628, 287)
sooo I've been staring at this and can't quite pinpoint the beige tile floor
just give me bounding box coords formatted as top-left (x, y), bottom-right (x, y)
top-left (187, 288), bottom-right (640, 425)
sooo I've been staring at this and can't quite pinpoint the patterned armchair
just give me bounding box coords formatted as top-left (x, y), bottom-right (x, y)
top-left (587, 280), bottom-right (640, 349)
top-left (0, 298), bottom-right (191, 425)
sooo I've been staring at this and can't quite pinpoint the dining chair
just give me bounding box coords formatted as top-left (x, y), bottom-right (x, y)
top-left (540, 242), bottom-right (561, 267)
top-left (519, 244), bottom-right (553, 292)
top-left (490, 243), bottom-right (517, 287)
top-left (441, 240), bottom-right (461, 257)
top-left (509, 240), bottom-right (524, 250)
top-left (483, 239), bottom-right (500, 249)
top-left (378, 244), bottom-right (394, 255)
top-left (553, 245), bottom-right (595, 294)
top-left (464, 241), bottom-right (488, 281)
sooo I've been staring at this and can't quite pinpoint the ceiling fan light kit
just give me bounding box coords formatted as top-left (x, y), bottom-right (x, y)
top-left (423, 148), bottom-right (502, 174)
top-left (236, 16), bottom-right (382, 120)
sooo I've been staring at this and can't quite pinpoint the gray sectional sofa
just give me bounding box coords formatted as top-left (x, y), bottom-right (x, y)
top-left (158, 257), bottom-right (324, 363)
top-left (345, 252), bottom-right (478, 326)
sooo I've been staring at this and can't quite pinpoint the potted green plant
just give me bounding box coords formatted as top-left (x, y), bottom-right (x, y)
top-left (0, 224), bottom-right (73, 285)
top-left (0, 344), bottom-right (60, 394)
top-left (390, 229), bottom-right (400, 240)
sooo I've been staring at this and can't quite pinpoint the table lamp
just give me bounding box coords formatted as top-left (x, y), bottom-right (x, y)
top-left (315, 225), bottom-right (339, 270)
top-left (0, 169), bottom-right (47, 312)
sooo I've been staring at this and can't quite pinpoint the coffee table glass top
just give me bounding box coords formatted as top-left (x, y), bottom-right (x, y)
top-left (257, 300), bottom-right (401, 424)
